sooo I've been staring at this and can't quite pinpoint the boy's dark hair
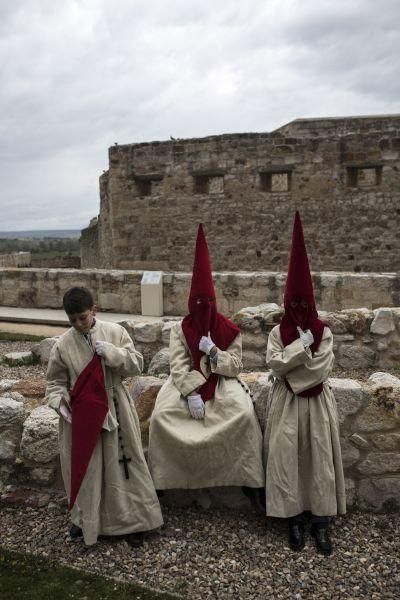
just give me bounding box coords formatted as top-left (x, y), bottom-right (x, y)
top-left (63, 287), bottom-right (94, 315)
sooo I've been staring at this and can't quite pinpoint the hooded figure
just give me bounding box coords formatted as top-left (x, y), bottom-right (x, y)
top-left (264, 211), bottom-right (346, 556)
top-left (148, 224), bottom-right (264, 494)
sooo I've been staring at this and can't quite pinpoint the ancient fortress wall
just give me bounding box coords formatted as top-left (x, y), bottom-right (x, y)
top-left (0, 268), bottom-right (399, 316)
top-left (81, 115), bottom-right (400, 272)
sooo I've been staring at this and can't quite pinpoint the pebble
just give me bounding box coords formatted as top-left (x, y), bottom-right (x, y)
top-left (0, 503), bottom-right (398, 599)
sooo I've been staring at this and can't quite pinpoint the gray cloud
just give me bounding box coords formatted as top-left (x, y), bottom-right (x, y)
top-left (0, 0), bottom-right (399, 230)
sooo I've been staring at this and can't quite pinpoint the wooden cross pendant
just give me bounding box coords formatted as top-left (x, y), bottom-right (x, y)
top-left (119, 454), bottom-right (132, 479)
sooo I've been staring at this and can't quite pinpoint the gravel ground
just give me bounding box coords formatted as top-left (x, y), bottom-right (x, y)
top-left (0, 502), bottom-right (399, 599)
top-left (0, 341), bottom-right (47, 380)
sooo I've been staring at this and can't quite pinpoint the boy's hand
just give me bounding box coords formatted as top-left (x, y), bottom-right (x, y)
top-left (95, 341), bottom-right (106, 356)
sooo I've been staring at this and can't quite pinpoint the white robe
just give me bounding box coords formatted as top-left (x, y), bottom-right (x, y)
top-left (264, 325), bottom-right (346, 518)
top-left (148, 323), bottom-right (264, 490)
top-left (46, 319), bottom-right (163, 545)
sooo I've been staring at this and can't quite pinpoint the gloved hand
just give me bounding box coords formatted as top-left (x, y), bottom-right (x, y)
top-left (95, 340), bottom-right (107, 356)
top-left (268, 370), bottom-right (280, 382)
top-left (297, 326), bottom-right (314, 348)
top-left (199, 331), bottom-right (216, 355)
top-left (59, 397), bottom-right (72, 423)
top-left (187, 393), bottom-right (205, 420)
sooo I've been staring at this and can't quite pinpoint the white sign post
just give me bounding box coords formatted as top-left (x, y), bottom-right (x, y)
top-left (141, 271), bottom-right (163, 316)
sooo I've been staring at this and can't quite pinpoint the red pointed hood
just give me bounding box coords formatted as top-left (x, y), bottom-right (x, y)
top-left (182, 224), bottom-right (240, 401)
top-left (279, 211), bottom-right (327, 398)
top-left (280, 210), bottom-right (326, 356)
top-left (69, 353), bottom-right (109, 510)
top-left (188, 224), bottom-right (215, 310)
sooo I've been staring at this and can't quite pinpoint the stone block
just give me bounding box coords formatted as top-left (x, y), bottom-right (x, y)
top-left (340, 438), bottom-right (360, 468)
top-left (329, 378), bottom-right (366, 424)
top-left (98, 292), bottom-right (122, 311)
top-left (349, 433), bottom-right (369, 449)
top-left (0, 380), bottom-right (19, 393)
top-left (241, 332), bottom-right (268, 351)
top-left (345, 478), bottom-right (356, 507)
top-left (148, 348), bottom-right (170, 376)
top-left (371, 433), bottom-right (400, 451)
top-left (4, 352), bottom-right (35, 366)
top-left (133, 322), bottom-right (162, 343)
top-left (161, 321), bottom-right (180, 345)
top-left (0, 430), bottom-right (19, 461)
top-left (20, 406), bottom-right (59, 464)
top-left (337, 345), bottom-right (376, 370)
top-left (0, 397), bottom-right (24, 426)
top-left (370, 308), bottom-right (395, 335)
top-left (355, 402), bottom-right (399, 432)
top-left (358, 478), bottom-right (400, 511)
top-left (31, 337), bottom-right (58, 365)
top-left (357, 452), bottom-right (400, 476)
top-left (129, 376), bottom-right (164, 443)
top-left (368, 371), bottom-right (400, 390)
top-left (11, 379), bottom-right (47, 399)
top-left (241, 373), bottom-right (271, 432)
top-left (242, 350), bottom-right (266, 370)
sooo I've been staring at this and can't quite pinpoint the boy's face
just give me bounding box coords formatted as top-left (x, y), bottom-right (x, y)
top-left (67, 306), bottom-right (97, 334)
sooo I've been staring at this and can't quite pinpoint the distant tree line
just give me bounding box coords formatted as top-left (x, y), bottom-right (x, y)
top-left (0, 237), bottom-right (80, 257)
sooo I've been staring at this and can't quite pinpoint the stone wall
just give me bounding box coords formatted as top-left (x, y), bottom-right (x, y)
top-left (80, 115), bottom-right (400, 272)
top-left (114, 305), bottom-right (400, 372)
top-left (0, 252), bottom-right (31, 268)
top-left (0, 268), bottom-right (399, 315)
top-left (1, 373), bottom-right (399, 512)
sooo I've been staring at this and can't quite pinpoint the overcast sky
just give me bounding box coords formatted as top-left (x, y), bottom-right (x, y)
top-left (1, 0), bottom-right (399, 231)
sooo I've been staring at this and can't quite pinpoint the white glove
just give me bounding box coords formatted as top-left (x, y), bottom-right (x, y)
top-left (95, 340), bottom-right (106, 356)
top-left (59, 397), bottom-right (72, 423)
top-left (187, 393), bottom-right (205, 420)
top-left (268, 370), bottom-right (280, 382)
top-left (297, 326), bottom-right (314, 348)
top-left (199, 331), bottom-right (215, 355)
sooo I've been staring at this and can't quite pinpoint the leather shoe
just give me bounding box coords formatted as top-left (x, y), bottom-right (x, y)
top-left (311, 525), bottom-right (333, 556)
top-left (126, 532), bottom-right (145, 548)
top-left (69, 524), bottom-right (83, 539)
top-left (289, 523), bottom-right (305, 551)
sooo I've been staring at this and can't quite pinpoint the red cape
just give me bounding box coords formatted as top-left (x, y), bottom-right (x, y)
top-left (69, 353), bottom-right (109, 510)
top-left (182, 224), bottom-right (240, 400)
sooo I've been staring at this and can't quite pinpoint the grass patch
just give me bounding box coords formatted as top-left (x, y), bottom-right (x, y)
top-left (0, 547), bottom-right (178, 599)
top-left (0, 332), bottom-right (46, 342)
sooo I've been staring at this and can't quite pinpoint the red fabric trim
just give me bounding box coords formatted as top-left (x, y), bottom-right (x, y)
top-left (69, 353), bottom-right (109, 510)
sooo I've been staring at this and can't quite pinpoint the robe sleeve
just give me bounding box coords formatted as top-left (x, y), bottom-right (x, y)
top-left (100, 326), bottom-right (143, 377)
top-left (210, 333), bottom-right (243, 377)
top-left (285, 328), bottom-right (334, 394)
top-left (46, 343), bottom-right (71, 413)
top-left (170, 324), bottom-right (207, 397)
top-left (266, 326), bottom-right (311, 376)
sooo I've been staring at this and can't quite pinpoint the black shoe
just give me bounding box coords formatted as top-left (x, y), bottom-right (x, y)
top-left (311, 525), bottom-right (333, 556)
top-left (70, 524), bottom-right (83, 539)
top-left (126, 532), bottom-right (145, 548)
top-left (289, 523), bottom-right (305, 551)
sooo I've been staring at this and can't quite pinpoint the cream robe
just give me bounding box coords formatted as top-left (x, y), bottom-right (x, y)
top-left (264, 325), bottom-right (346, 518)
top-left (46, 320), bottom-right (163, 545)
top-left (148, 323), bottom-right (264, 490)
